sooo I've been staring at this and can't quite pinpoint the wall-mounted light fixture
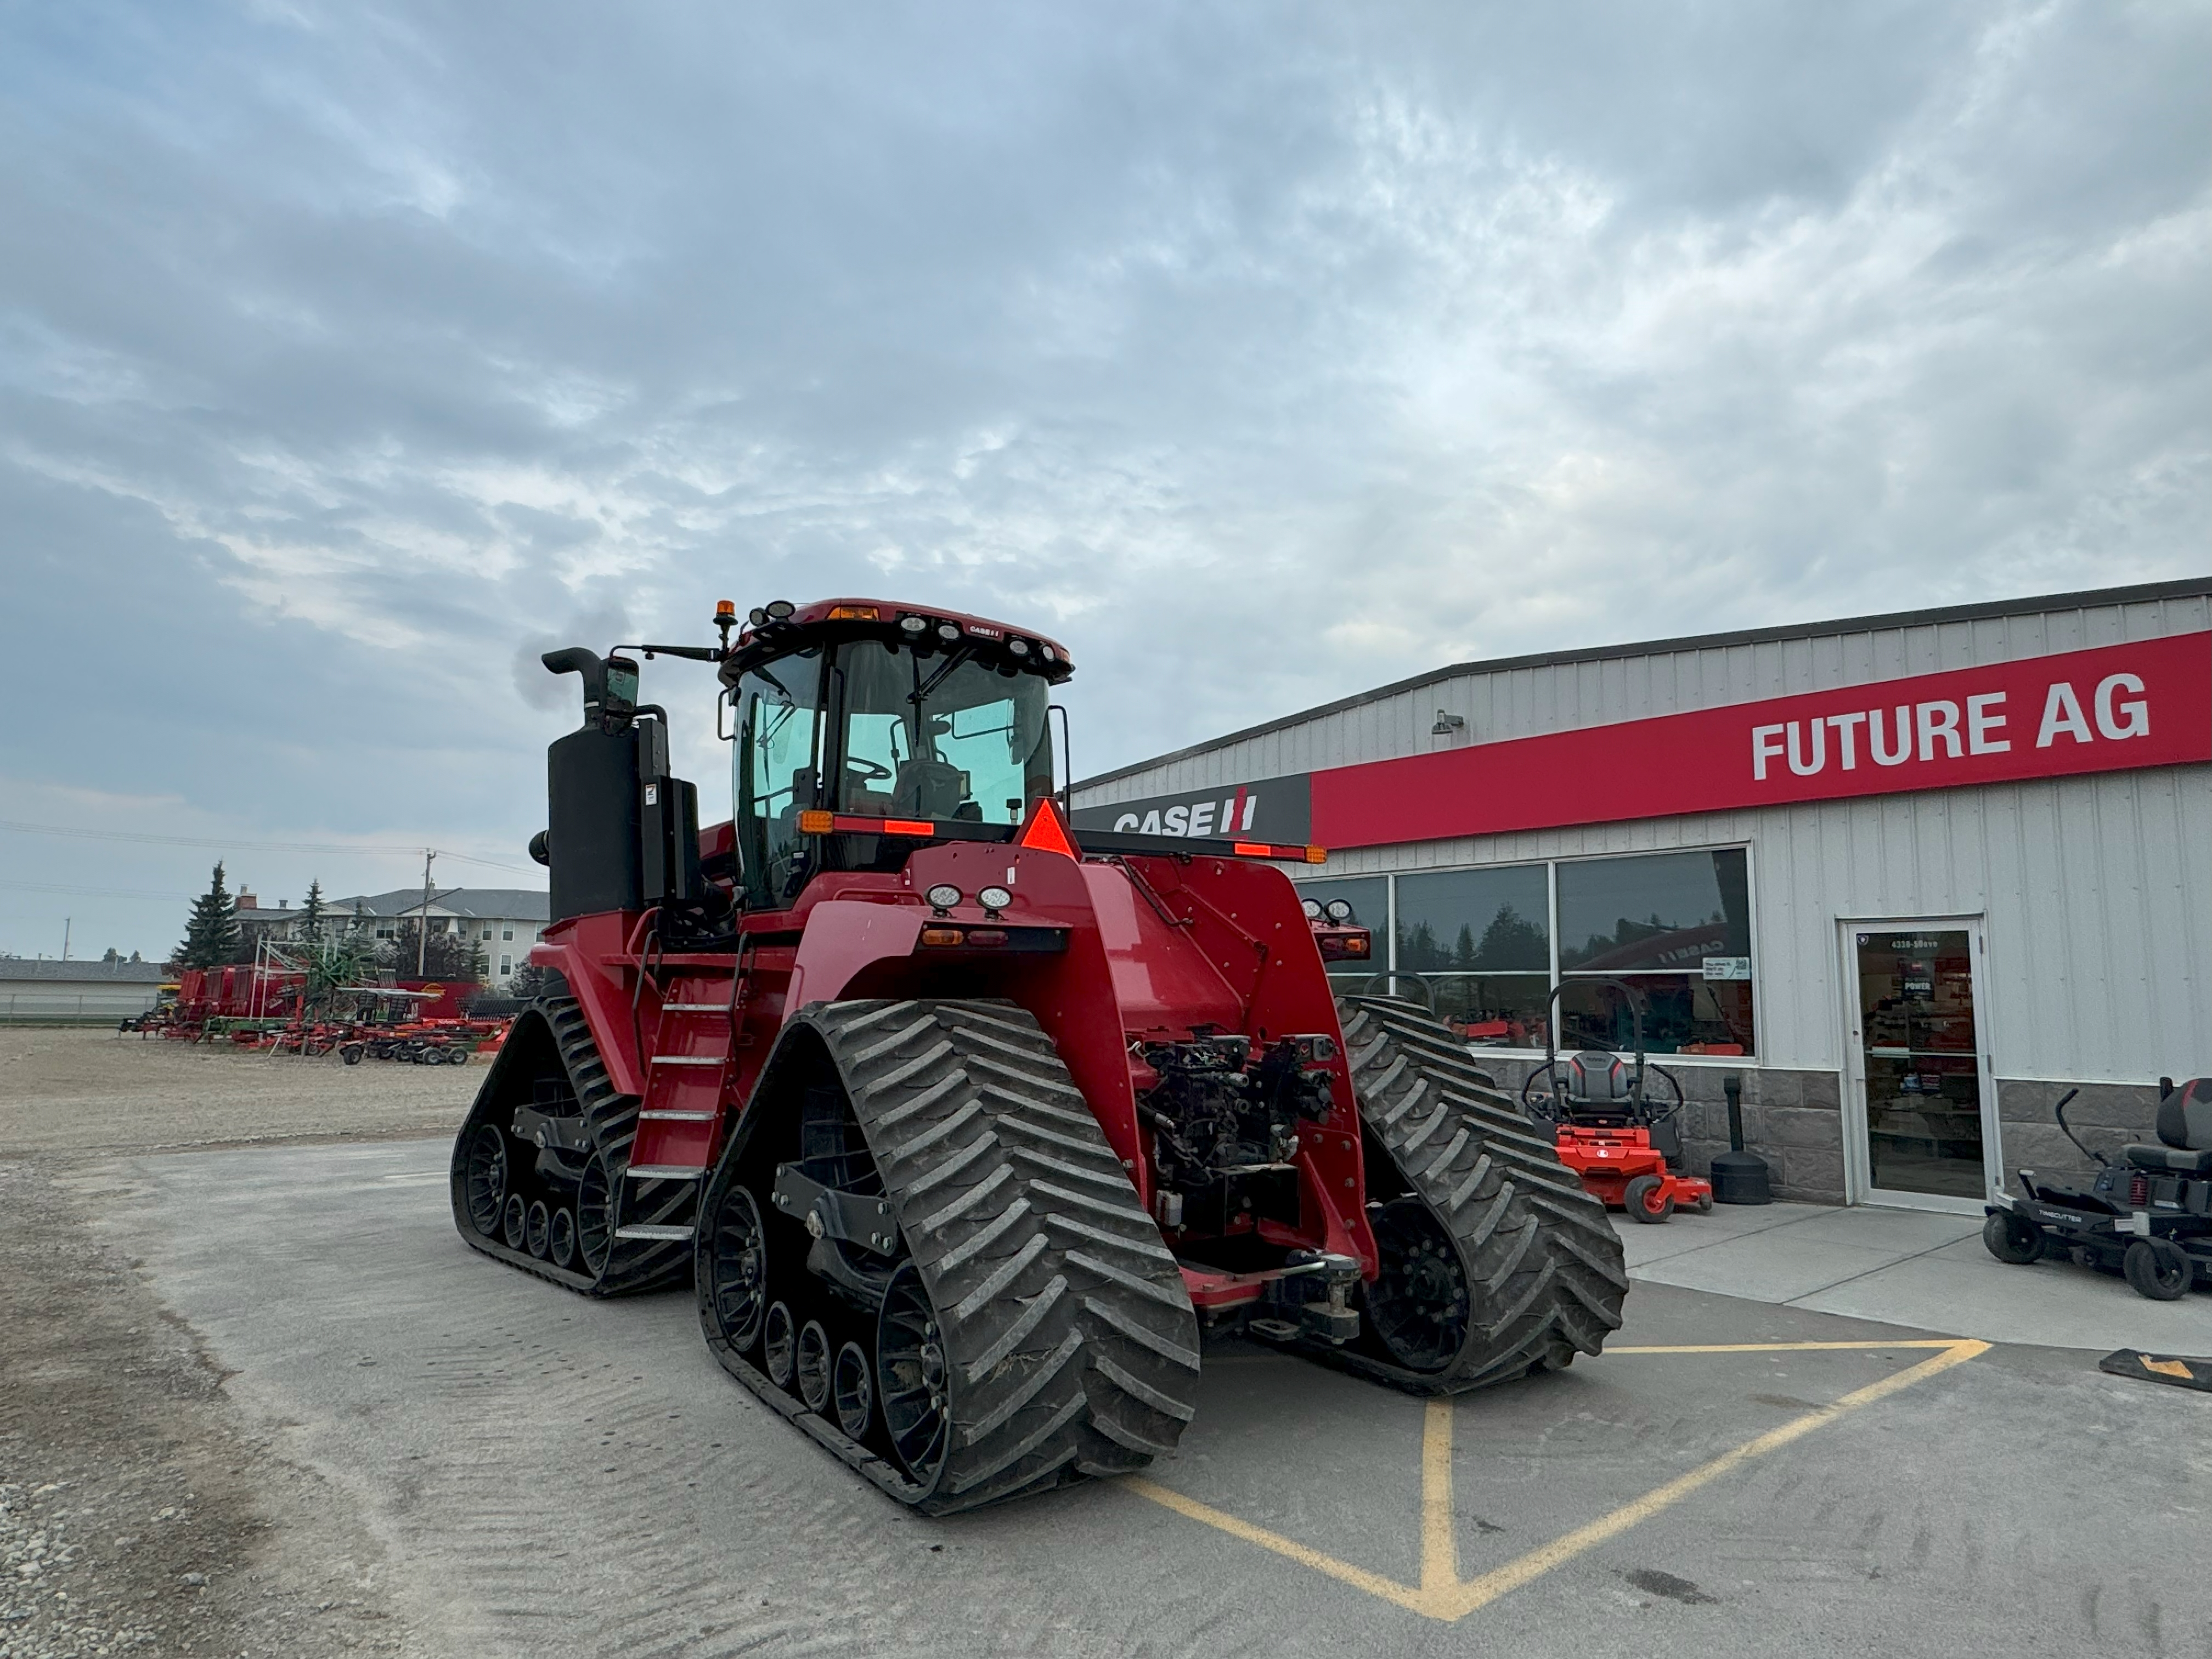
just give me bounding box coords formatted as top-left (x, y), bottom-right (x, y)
top-left (1431, 710), bottom-right (1468, 737)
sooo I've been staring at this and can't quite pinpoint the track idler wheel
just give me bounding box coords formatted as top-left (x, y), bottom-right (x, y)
top-left (461, 1125), bottom-right (507, 1238)
top-left (706, 1187), bottom-right (769, 1351)
top-left (877, 1264), bottom-right (951, 1485)
top-left (575, 1153), bottom-right (614, 1277)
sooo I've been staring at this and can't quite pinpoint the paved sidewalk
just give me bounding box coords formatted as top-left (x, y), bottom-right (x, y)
top-left (1613, 1198), bottom-right (2212, 1353)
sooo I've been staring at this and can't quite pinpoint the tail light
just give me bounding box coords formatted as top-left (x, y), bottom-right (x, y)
top-left (2129, 1171), bottom-right (2151, 1208)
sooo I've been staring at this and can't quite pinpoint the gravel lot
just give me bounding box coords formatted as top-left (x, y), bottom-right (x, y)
top-left (0, 1031), bottom-right (476, 1659)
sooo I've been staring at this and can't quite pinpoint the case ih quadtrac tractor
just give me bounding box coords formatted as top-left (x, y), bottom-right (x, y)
top-left (452, 597), bottom-right (1628, 1513)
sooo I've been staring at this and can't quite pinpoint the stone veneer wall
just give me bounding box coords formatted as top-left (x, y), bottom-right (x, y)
top-left (1471, 1056), bottom-right (1846, 1206)
top-left (1991, 1078), bottom-right (2164, 1192)
top-left (1465, 1059), bottom-right (2174, 1208)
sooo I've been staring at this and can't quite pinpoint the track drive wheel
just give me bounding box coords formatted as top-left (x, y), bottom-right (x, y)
top-left (1325, 996), bottom-right (1628, 1392)
top-left (696, 998), bottom-right (1201, 1514)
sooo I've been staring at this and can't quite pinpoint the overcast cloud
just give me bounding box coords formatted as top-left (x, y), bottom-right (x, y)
top-left (2, 1), bottom-right (2205, 959)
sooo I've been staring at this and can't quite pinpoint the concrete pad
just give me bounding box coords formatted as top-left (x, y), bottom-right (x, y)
top-left (1626, 1232), bottom-right (1909, 1304)
top-left (1610, 1203), bottom-right (1807, 1269)
top-left (1610, 1198), bottom-right (2212, 1349)
top-left (1796, 1248), bottom-right (2212, 1353)
top-left (1752, 1205), bottom-right (1979, 1252)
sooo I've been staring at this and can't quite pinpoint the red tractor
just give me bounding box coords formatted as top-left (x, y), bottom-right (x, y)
top-left (451, 597), bottom-right (1628, 1513)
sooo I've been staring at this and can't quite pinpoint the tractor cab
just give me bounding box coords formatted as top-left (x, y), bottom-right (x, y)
top-left (719, 600), bottom-right (1071, 911)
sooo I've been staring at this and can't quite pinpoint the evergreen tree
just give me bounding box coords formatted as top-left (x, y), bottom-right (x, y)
top-left (177, 862), bottom-right (242, 969)
top-left (300, 879), bottom-right (326, 943)
top-left (1473, 904), bottom-right (1548, 970)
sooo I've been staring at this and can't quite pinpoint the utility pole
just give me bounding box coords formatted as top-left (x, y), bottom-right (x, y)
top-left (417, 850), bottom-right (436, 978)
top-left (62, 917), bottom-right (70, 961)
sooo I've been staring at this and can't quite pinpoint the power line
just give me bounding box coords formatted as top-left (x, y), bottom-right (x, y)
top-left (0, 819), bottom-right (537, 875)
top-left (0, 879), bottom-right (193, 900)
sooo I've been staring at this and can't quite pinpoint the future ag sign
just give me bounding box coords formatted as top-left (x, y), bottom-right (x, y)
top-left (1074, 633), bottom-right (2211, 850)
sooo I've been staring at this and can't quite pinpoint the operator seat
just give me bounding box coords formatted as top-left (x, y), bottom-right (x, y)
top-left (890, 758), bottom-right (967, 820)
top-left (2122, 1077), bottom-right (2212, 1173)
top-left (1565, 1051), bottom-right (1634, 1118)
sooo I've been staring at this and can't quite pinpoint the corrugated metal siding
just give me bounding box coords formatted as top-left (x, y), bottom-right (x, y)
top-left (1075, 590), bottom-right (2212, 1082)
top-left (1080, 589), bottom-right (2212, 805)
top-left (1277, 765), bottom-right (2212, 1082)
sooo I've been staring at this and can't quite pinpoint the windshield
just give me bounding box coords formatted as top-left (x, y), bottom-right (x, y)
top-left (834, 641), bottom-right (1052, 825)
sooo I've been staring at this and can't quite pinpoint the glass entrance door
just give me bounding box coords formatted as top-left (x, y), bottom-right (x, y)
top-left (1847, 924), bottom-right (1995, 1211)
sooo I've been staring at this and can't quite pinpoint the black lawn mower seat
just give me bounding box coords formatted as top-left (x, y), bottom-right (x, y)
top-left (1567, 1051), bottom-right (1633, 1111)
top-left (2122, 1078), bottom-right (2212, 1174)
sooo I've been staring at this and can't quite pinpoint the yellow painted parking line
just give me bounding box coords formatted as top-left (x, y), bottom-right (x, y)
top-left (1608, 1339), bottom-right (1964, 1353)
top-left (1125, 1337), bottom-right (1990, 1622)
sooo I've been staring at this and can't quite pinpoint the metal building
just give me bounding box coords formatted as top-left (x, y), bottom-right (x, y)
top-left (1072, 578), bottom-right (2212, 1209)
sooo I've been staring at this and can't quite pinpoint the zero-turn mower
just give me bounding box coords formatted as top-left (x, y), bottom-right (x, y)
top-left (1984, 1078), bottom-right (2211, 1301)
top-left (1521, 979), bottom-right (1712, 1224)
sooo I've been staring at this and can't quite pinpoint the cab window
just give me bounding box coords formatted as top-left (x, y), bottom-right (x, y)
top-left (733, 650), bottom-right (825, 910)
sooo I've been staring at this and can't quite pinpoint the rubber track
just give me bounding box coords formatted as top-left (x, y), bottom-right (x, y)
top-left (448, 994), bottom-right (695, 1296)
top-left (1310, 995), bottom-right (1629, 1393)
top-left (700, 998), bottom-right (1201, 1514)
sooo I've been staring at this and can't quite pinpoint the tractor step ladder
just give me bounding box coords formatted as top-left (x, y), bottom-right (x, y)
top-left (614, 950), bottom-right (752, 1242)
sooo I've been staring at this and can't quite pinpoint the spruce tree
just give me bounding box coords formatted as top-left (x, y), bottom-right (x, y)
top-left (300, 879), bottom-right (326, 943)
top-left (177, 862), bottom-right (242, 969)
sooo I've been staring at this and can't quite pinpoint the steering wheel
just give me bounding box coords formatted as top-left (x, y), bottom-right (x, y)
top-left (1520, 1062), bottom-right (1568, 1124)
top-left (842, 757), bottom-right (894, 783)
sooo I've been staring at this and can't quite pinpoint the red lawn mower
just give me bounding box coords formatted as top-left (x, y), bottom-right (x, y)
top-left (1521, 980), bottom-right (1712, 1224)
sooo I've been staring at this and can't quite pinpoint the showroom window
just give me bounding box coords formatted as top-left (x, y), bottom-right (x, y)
top-left (1394, 866), bottom-right (1552, 1048)
top-left (1298, 847), bottom-right (1754, 1056)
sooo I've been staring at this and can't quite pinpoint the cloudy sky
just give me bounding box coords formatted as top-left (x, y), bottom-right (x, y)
top-left (2, 1), bottom-right (2205, 961)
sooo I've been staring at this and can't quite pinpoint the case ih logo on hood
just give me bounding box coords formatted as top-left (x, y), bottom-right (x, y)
top-left (1071, 773), bottom-right (1315, 844)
